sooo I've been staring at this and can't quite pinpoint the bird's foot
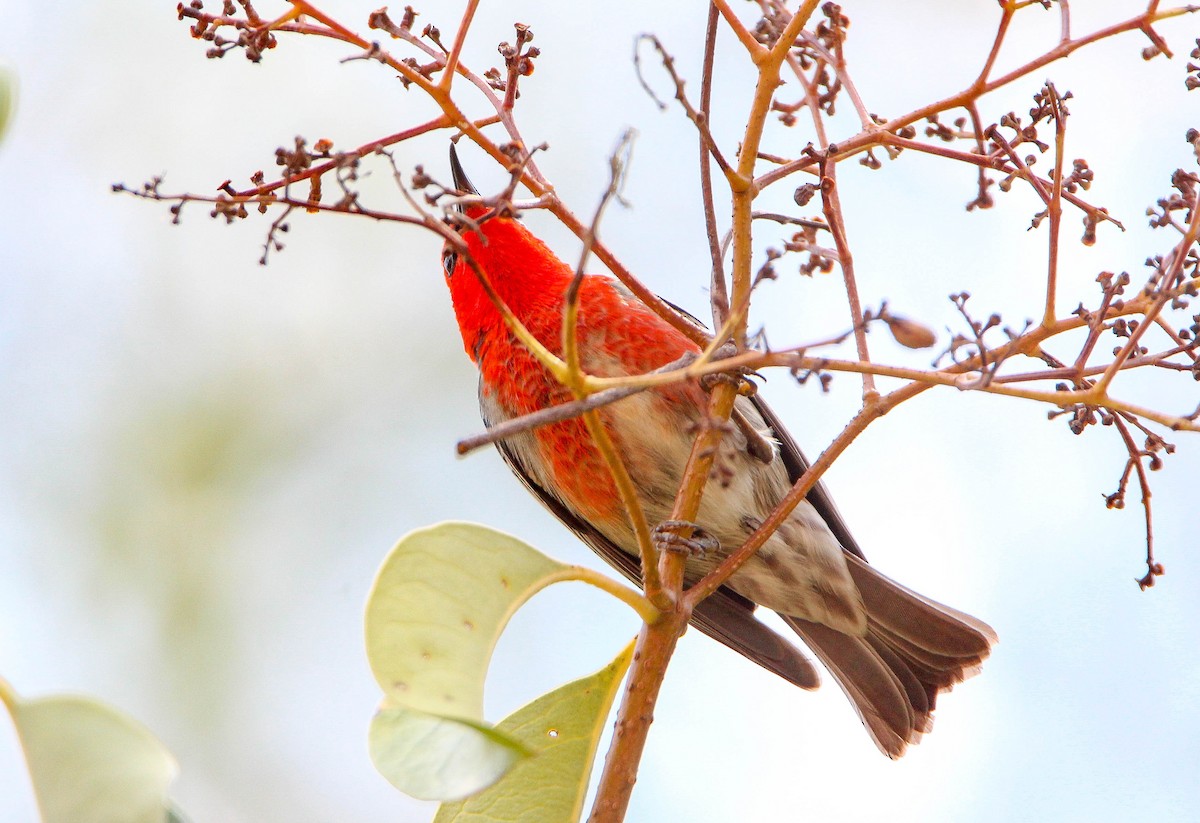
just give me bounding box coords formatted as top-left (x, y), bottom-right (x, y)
top-left (699, 342), bottom-right (760, 397)
top-left (695, 345), bottom-right (775, 466)
top-left (652, 520), bottom-right (719, 558)
top-left (697, 344), bottom-right (775, 465)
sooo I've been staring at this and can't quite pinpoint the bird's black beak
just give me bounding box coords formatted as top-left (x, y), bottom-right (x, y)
top-left (449, 144), bottom-right (479, 200)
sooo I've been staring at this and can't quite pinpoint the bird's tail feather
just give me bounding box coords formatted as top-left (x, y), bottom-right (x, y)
top-left (783, 556), bottom-right (995, 758)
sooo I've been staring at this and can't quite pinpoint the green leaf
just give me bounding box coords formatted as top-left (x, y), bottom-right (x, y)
top-left (368, 703), bottom-right (530, 802)
top-left (366, 521), bottom-right (571, 718)
top-left (1, 680), bottom-right (179, 823)
top-left (434, 641), bottom-right (635, 823)
top-left (0, 63), bottom-right (16, 145)
top-left (364, 522), bottom-right (575, 800)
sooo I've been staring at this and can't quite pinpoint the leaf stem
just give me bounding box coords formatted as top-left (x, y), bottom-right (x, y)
top-left (558, 567), bottom-right (660, 625)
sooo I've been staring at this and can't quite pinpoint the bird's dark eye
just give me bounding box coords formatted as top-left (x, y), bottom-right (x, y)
top-left (442, 248), bottom-right (458, 276)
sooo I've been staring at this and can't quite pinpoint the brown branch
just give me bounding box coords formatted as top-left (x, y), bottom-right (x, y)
top-left (973, 3), bottom-right (1015, 91)
top-left (113, 183), bottom-right (429, 229)
top-left (1095, 198), bottom-right (1200, 394)
top-left (287, 0), bottom-right (438, 92)
top-left (817, 159), bottom-right (876, 399)
top-left (587, 383), bottom-right (738, 823)
top-left (1044, 84), bottom-right (1068, 326)
top-left (726, 1), bottom-right (822, 350)
top-left (754, 4), bottom-right (1200, 191)
top-left (563, 132), bottom-right (636, 391)
top-left (1109, 414), bottom-right (1163, 589)
top-left (366, 9), bottom-right (540, 181)
top-left (995, 348), bottom-right (1195, 384)
top-left (1071, 273), bottom-right (1124, 377)
top-left (876, 134), bottom-right (1123, 229)
top-left (438, 0), bottom-right (480, 91)
top-left (635, 34), bottom-right (734, 176)
top-left (711, 0), bottom-right (767, 58)
top-left (700, 2), bottom-right (730, 330)
top-left (1153, 314), bottom-right (1200, 361)
top-left (591, 7), bottom-right (823, 820)
top-left (230, 116), bottom-right (458, 198)
top-left (586, 609), bottom-right (688, 823)
top-left (1059, 0), bottom-right (1073, 43)
top-left (455, 353), bottom-right (700, 455)
top-left (558, 131), bottom-right (666, 602)
top-left (985, 122), bottom-right (1055, 205)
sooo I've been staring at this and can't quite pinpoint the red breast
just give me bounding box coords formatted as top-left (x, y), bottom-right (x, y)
top-left (445, 215), bottom-right (699, 524)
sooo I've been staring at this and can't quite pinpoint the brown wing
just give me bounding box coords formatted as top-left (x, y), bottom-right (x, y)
top-left (747, 393), bottom-right (867, 562)
top-left (649, 295), bottom-right (866, 561)
top-left (749, 396), bottom-right (995, 757)
top-left (491, 434), bottom-right (821, 690)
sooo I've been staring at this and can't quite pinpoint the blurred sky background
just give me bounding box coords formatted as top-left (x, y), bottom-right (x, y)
top-left (2, 1), bottom-right (1198, 821)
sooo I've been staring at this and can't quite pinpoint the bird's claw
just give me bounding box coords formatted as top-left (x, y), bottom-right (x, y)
top-left (699, 370), bottom-right (756, 395)
top-left (700, 343), bottom-right (760, 397)
top-left (653, 520), bottom-right (719, 558)
top-left (697, 343), bottom-right (775, 465)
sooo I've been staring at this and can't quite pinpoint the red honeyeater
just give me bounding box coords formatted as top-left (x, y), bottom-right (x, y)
top-left (440, 147), bottom-right (995, 757)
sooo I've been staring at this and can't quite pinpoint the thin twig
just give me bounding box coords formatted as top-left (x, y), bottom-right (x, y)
top-left (559, 131), bottom-right (665, 601)
top-left (1110, 414), bottom-right (1161, 588)
top-left (1059, 0), bottom-right (1073, 43)
top-left (818, 160), bottom-right (876, 399)
top-left (1044, 85), bottom-right (1068, 326)
top-left (563, 131), bottom-right (636, 394)
top-left (456, 353), bottom-right (700, 455)
top-left (700, 2), bottom-right (730, 331)
top-left (231, 116), bottom-right (457, 198)
top-left (972, 3), bottom-right (1015, 91)
top-left (879, 133), bottom-right (1122, 228)
top-left (437, 0), bottom-right (480, 91)
top-left (755, 4), bottom-right (1200, 191)
top-left (1095, 201), bottom-right (1200, 394)
top-left (635, 34), bottom-right (734, 176)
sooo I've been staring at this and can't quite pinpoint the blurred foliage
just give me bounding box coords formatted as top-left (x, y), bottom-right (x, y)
top-left (0, 62), bottom-right (15, 146)
top-left (1, 678), bottom-right (182, 823)
top-left (79, 366), bottom-right (319, 721)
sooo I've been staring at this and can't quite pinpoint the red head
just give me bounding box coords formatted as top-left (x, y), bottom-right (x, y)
top-left (441, 148), bottom-right (571, 363)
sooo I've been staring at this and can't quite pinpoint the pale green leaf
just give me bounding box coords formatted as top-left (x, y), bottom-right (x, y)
top-left (0, 63), bottom-right (16, 145)
top-left (368, 702), bottom-right (530, 802)
top-left (364, 522), bottom-right (573, 799)
top-left (2, 682), bottom-right (178, 823)
top-left (365, 521), bottom-right (569, 715)
top-left (434, 641), bottom-right (636, 823)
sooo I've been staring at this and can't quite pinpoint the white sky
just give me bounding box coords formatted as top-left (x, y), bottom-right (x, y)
top-left (2, 2), bottom-right (1198, 821)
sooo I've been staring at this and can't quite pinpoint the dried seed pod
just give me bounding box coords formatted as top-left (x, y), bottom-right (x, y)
top-left (884, 314), bottom-right (937, 349)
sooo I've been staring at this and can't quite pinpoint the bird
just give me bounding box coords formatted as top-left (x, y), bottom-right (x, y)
top-left (439, 146), bottom-right (995, 757)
